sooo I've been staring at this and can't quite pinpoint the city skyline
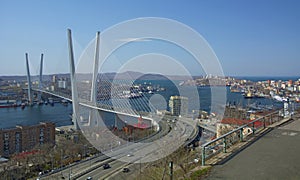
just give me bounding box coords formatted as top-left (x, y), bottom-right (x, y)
top-left (1, 0), bottom-right (300, 76)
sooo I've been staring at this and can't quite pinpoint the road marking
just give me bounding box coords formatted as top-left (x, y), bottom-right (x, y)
top-left (281, 131), bottom-right (298, 136)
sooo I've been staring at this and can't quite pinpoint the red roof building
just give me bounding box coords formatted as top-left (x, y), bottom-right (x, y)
top-left (221, 118), bottom-right (263, 128)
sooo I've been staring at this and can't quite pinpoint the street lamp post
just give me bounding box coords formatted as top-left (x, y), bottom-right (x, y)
top-left (60, 149), bottom-right (63, 169)
top-left (89, 146), bottom-right (92, 168)
top-left (68, 163), bottom-right (71, 180)
top-left (60, 149), bottom-right (63, 176)
top-left (83, 144), bottom-right (87, 158)
top-left (50, 154), bottom-right (54, 171)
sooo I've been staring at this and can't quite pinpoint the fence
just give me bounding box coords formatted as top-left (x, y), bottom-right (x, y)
top-left (201, 109), bottom-right (287, 166)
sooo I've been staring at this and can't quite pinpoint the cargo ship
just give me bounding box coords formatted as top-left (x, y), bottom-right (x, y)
top-left (0, 100), bottom-right (19, 108)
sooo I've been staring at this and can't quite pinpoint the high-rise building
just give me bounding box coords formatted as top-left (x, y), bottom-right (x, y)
top-left (169, 96), bottom-right (188, 116)
top-left (58, 79), bottom-right (67, 89)
top-left (52, 75), bottom-right (57, 83)
top-left (0, 122), bottom-right (55, 157)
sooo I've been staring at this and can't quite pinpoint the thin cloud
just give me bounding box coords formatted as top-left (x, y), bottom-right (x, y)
top-left (116, 37), bottom-right (152, 42)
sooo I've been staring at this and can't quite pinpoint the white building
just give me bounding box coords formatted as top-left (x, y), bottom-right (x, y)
top-left (169, 95), bottom-right (188, 116)
top-left (58, 80), bottom-right (67, 89)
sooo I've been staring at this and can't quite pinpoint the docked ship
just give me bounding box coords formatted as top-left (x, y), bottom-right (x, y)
top-left (0, 103), bottom-right (18, 108)
top-left (0, 100), bottom-right (19, 108)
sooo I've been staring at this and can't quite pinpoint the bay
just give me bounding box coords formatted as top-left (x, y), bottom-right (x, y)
top-left (0, 79), bottom-right (285, 129)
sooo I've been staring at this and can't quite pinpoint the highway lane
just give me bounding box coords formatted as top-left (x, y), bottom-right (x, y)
top-left (40, 116), bottom-right (197, 180)
top-left (198, 121), bottom-right (217, 133)
top-left (39, 119), bottom-right (168, 179)
top-left (108, 162), bottom-right (142, 180)
top-left (78, 159), bottom-right (127, 180)
top-left (78, 116), bottom-right (197, 179)
top-left (40, 155), bottom-right (112, 179)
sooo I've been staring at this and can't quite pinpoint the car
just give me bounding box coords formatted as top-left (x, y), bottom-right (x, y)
top-left (86, 177), bottom-right (93, 180)
top-left (122, 168), bottom-right (130, 173)
top-left (103, 163), bottom-right (110, 169)
top-left (127, 153), bottom-right (133, 157)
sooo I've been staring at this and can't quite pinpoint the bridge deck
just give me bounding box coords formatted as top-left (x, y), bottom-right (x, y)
top-left (206, 117), bottom-right (300, 180)
top-left (32, 88), bottom-right (153, 120)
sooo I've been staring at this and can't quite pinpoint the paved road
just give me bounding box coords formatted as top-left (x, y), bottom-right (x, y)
top-left (206, 118), bottom-right (300, 180)
top-left (39, 155), bottom-right (112, 179)
top-left (76, 116), bottom-right (197, 179)
top-left (39, 115), bottom-right (196, 180)
top-left (79, 160), bottom-right (125, 180)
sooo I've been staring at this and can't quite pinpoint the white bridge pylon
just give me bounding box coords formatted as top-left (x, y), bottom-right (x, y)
top-left (67, 29), bottom-right (157, 130)
top-left (88, 31), bottom-right (100, 127)
top-left (25, 53), bottom-right (44, 106)
top-left (67, 29), bottom-right (80, 130)
top-left (27, 30), bottom-right (157, 131)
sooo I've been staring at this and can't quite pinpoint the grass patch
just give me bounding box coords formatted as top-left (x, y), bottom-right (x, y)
top-left (186, 166), bottom-right (212, 180)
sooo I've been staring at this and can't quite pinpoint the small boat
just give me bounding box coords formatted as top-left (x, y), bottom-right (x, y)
top-left (21, 103), bottom-right (26, 110)
top-left (48, 98), bottom-right (54, 106)
top-left (37, 100), bottom-right (44, 106)
top-left (61, 99), bottom-right (68, 106)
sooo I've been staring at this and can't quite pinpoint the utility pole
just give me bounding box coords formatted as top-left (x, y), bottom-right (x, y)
top-left (60, 149), bottom-right (63, 176)
top-left (51, 154), bottom-right (54, 170)
top-left (139, 159), bottom-right (141, 179)
top-left (169, 161), bottom-right (173, 180)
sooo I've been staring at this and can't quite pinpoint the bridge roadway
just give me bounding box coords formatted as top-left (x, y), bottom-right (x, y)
top-left (39, 115), bottom-right (196, 179)
top-left (198, 121), bottom-right (216, 133)
top-left (76, 116), bottom-right (196, 179)
top-left (206, 115), bottom-right (300, 180)
top-left (34, 88), bottom-right (213, 134)
top-left (39, 119), bottom-right (168, 180)
top-left (32, 88), bottom-right (153, 121)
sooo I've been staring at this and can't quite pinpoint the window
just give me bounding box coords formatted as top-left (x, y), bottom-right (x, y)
top-left (3, 133), bottom-right (9, 155)
top-left (15, 132), bottom-right (21, 153)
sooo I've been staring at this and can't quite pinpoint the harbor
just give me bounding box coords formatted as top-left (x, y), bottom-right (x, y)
top-left (0, 102), bottom-right (73, 129)
top-left (0, 78), bottom-right (290, 130)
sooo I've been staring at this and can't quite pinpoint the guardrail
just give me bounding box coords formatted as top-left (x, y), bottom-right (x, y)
top-left (201, 109), bottom-right (287, 166)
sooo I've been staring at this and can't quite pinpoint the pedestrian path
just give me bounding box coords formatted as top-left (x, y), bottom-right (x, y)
top-left (206, 118), bottom-right (300, 180)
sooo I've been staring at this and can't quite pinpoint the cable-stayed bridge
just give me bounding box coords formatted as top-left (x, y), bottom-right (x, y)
top-left (24, 30), bottom-right (157, 131)
top-left (23, 29), bottom-right (214, 141)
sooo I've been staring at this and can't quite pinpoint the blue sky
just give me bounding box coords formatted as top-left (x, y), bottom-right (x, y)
top-left (0, 0), bottom-right (300, 76)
